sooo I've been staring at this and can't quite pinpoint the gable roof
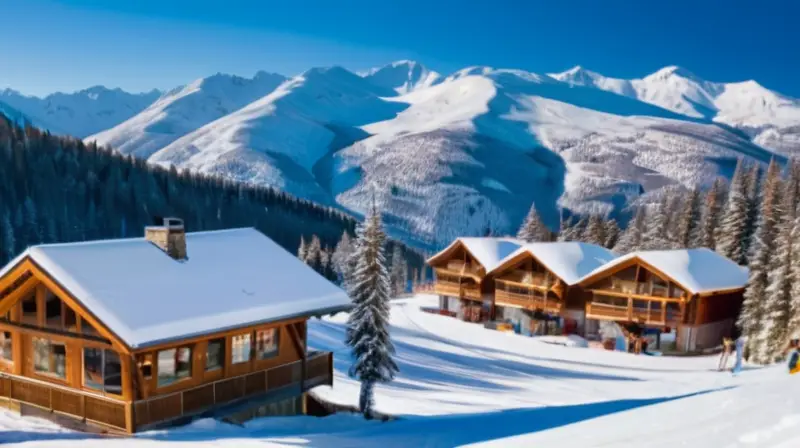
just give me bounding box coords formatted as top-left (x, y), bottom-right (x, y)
top-left (427, 237), bottom-right (524, 272)
top-left (490, 242), bottom-right (618, 285)
top-left (0, 228), bottom-right (350, 349)
top-left (578, 248), bottom-right (749, 295)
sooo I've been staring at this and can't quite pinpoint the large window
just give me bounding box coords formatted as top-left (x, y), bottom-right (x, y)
top-left (21, 294), bottom-right (37, 325)
top-left (83, 348), bottom-right (122, 394)
top-left (255, 329), bottom-right (279, 360)
top-left (231, 334), bottom-right (251, 364)
top-left (157, 347), bottom-right (192, 387)
top-left (33, 338), bottom-right (66, 379)
top-left (0, 331), bottom-right (11, 364)
top-left (206, 338), bottom-right (224, 371)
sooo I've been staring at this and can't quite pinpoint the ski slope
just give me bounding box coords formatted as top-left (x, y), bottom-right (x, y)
top-left (3, 295), bottom-right (799, 447)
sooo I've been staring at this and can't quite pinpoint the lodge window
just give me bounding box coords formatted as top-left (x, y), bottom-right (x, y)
top-left (44, 292), bottom-right (63, 329)
top-left (21, 294), bottom-right (37, 325)
top-left (255, 329), bottom-right (279, 360)
top-left (0, 331), bottom-right (12, 364)
top-left (83, 348), bottom-right (122, 395)
top-left (157, 346), bottom-right (192, 387)
top-left (33, 337), bottom-right (67, 379)
top-left (206, 338), bottom-right (224, 371)
top-left (231, 333), bottom-right (252, 364)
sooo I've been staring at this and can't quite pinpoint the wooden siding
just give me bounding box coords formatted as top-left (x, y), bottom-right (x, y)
top-left (494, 288), bottom-right (562, 314)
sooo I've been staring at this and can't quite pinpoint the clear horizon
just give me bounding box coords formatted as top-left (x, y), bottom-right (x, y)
top-left (2, 0), bottom-right (799, 98)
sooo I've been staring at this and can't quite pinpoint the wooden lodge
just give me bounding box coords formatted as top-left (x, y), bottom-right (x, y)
top-left (487, 242), bottom-right (616, 336)
top-left (426, 238), bottom-right (523, 322)
top-left (0, 219), bottom-right (350, 433)
top-left (429, 237), bottom-right (748, 352)
top-left (577, 248), bottom-right (747, 351)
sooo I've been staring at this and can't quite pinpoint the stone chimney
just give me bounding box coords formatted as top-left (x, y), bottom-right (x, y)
top-left (145, 217), bottom-right (187, 260)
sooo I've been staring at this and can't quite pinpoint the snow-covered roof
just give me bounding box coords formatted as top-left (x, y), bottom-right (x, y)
top-left (578, 248), bottom-right (749, 295)
top-left (428, 237), bottom-right (524, 272)
top-left (1, 228), bottom-right (350, 349)
top-left (491, 242), bottom-right (618, 285)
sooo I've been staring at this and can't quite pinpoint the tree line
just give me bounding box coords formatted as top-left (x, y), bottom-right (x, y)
top-left (0, 116), bottom-right (424, 278)
top-left (517, 157), bottom-right (800, 365)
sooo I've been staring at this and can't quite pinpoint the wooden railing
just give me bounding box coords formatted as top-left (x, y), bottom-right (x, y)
top-left (605, 279), bottom-right (681, 299)
top-left (133, 351), bottom-right (332, 431)
top-left (586, 301), bottom-right (683, 326)
top-left (495, 289), bottom-right (562, 314)
top-left (0, 371), bottom-right (128, 431)
top-left (433, 281), bottom-right (482, 301)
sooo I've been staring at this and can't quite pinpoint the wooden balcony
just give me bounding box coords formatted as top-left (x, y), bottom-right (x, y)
top-left (433, 281), bottom-right (482, 301)
top-left (604, 279), bottom-right (682, 299)
top-left (586, 300), bottom-right (683, 327)
top-left (495, 288), bottom-right (562, 314)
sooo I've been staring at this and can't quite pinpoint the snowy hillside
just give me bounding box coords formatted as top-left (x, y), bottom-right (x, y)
top-left (0, 87), bottom-right (160, 138)
top-left (360, 60), bottom-right (441, 94)
top-left (4, 295), bottom-right (800, 447)
top-left (86, 72), bottom-right (286, 158)
top-left (551, 65), bottom-right (800, 154)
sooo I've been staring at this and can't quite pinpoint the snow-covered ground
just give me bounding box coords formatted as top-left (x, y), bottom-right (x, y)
top-left (3, 295), bottom-right (799, 447)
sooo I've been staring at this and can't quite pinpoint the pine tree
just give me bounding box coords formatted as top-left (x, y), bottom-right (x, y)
top-left (614, 207), bottom-right (646, 254)
top-left (740, 159), bottom-right (782, 363)
top-left (307, 235), bottom-right (323, 272)
top-left (603, 219), bottom-right (620, 249)
top-left (556, 217), bottom-right (575, 242)
top-left (716, 160), bottom-right (751, 265)
top-left (390, 245), bottom-right (407, 296)
top-left (332, 231), bottom-right (355, 285)
top-left (517, 204), bottom-right (552, 242)
top-left (693, 178), bottom-right (723, 249)
top-left (584, 214), bottom-right (606, 246)
top-left (641, 196), bottom-right (671, 250)
top-left (0, 211), bottom-right (15, 264)
top-left (298, 236), bottom-right (308, 262)
top-left (346, 204), bottom-right (398, 418)
top-left (789, 212), bottom-right (800, 341)
top-left (675, 186), bottom-right (701, 248)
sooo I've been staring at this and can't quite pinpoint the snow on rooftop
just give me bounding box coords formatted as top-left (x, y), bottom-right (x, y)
top-left (494, 242), bottom-right (618, 285)
top-left (4, 228), bottom-right (350, 349)
top-left (429, 237), bottom-right (525, 272)
top-left (579, 247), bottom-right (748, 294)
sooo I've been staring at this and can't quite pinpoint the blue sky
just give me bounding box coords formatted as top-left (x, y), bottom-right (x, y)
top-left (2, 0), bottom-right (799, 97)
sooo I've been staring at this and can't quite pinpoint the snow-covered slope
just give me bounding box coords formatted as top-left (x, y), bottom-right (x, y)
top-left (0, 87), bottom-right (160, 138)
top-left (85, 72), bottom-right (286, 158)
top-left (361, 60), bottom-right (441, 95)
top-left (550, 65), bottom-right (800, 155)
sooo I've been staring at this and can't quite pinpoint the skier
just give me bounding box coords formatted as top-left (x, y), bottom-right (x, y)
top-left (732, 335), bottom-right (746, 376)
top-left (718, 337), bottom-right (733, 371)
top-left (788, 339), bottom-right (800, 375)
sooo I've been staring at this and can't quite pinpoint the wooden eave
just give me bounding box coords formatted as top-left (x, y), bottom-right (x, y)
top-left (578, 255), bottom-right (703, 299)
top-left (489, 249), bottom-right (567, 286)
top-left (426, 239), bottom-right (487, 276)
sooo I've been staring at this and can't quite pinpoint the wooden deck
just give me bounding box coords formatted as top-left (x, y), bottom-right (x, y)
top-left (495, 289), bottom-right (562, 314)
top-left (433, 281), bottom-right (482, 301)
top-left (586, 301), bottom-right (683, 327)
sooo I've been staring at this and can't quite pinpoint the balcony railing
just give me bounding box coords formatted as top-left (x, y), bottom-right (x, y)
top-left (495, 288), bottom-right (562, 314)
top-left (433, 281), bottom-right (482, 300)
top-left (586, 300), bottom-right (683, 326)
top-left (604, 279), bottom-right (682, 299)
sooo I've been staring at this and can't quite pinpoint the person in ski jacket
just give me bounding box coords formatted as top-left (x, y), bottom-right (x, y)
top-left (732, 335), bottom-right (746, 375)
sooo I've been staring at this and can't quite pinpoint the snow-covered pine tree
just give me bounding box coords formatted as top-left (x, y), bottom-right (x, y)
top-left (307, 235), bottom-right (323, 272)
top-left (0, 210), bottom-right (14, 264)
top-left (693, 178), bottom-right (723, 249)
top-left (603, 218), bottom-right (620, 249)
top-left (345, 204), bottom-right (398, 418)
top-left (390, 244), bottom-right (407, 296)
top-left (716, 159), bottom-right (751, 265)
top-left (789, 212), bottom-right (800, 341)
top-left (641, 196), bottom-right (671, 250)
top-left (332, 231), bottom-right (355, 286)
top-left (675, 186), bottom-right (701, 248)
top-left (572, 216), bottom-right (589, 242)
top-left (740, 159), bottom-right (782, 363)
top-left (584, 214), bottom-right (606, 246)
top-left (662, 191), bottom-right (683, 247)
top-left (613, 207), bottom-right (646, 254)
top-left (517, 204), bottom-right (552, 242)
top-left (556, 216), bottom-right (575, 242)
top-left (297, 236), bottom-right (308, 262)
top-left (743, 163), bottom-right (763, 265)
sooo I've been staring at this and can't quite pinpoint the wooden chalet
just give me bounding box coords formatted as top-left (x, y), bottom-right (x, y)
top-left (577, 248), bottom-right (747, 351)
top-left (0, 219), bottom-right (350, 433)
top-left (487, 242), bottom-right (617, 335)
top-left (427, 238), bottom-right (523, 322)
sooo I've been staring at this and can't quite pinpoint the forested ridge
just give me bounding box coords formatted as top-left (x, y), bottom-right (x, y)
top-left (0, 115), bottom-right (422, 277)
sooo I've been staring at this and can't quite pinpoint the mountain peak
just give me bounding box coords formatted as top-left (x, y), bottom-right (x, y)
top-left (647, 65), bottom-right (702, 83)
top-left (361, 61), bottom-right (440, 95)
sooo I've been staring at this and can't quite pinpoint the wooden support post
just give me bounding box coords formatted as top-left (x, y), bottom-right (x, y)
top-left (661, 299), bottom-right (667, 324)
top-left (35, 284), bottom-right (46, 327)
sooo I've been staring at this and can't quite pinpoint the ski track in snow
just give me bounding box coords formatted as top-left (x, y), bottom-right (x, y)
top-left (3, 294), bottom-right (799, 447)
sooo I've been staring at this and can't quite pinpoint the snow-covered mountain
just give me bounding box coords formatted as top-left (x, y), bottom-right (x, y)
top-left (5, 60), bottom-right (794, 248)
top-left (550, 65), bottom-right (800, 152)
top-left (86, 71), bottom-right (286, 158)
top-left (0, 86), bottom-right (160, 138)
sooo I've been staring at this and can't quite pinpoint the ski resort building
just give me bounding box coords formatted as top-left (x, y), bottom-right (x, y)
top-left (577, 248), bottom-right (748, 351)
top-left (487, 242), bottom-right (617, 335)
top-left (0, 219), bottom-right (349, 433)
top-left (427, 238), bottom-right (523, 321)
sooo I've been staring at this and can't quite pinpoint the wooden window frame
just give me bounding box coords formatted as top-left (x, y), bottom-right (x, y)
top-left (31, 336), bottom-right (69, 384)
top-left (81, 346), bottom-right (125, 399)
top-left (155, 345), bottom-right (194, 389)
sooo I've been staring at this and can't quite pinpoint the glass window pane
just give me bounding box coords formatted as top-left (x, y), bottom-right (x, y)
top-left (255, 329), bottom-right (279, 360)
top-left (0, 331), bottom-right (11, 363)
top-left (206, 338), bottom-right (224, 371)
top-left (231, 334), bottom-right (251, 364)
top-left (83, 347), bottom-right (104, 390)
top-left (21, 294), bottom-right (37, 325)
top-left (45, 293), bottom-right (62, 329)
top-left (103, 350), bottom-right (122, 394)
top-left (33, 338), bottom-right (66, 379)
top-left (157, 347), bottom-right (192, 387)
